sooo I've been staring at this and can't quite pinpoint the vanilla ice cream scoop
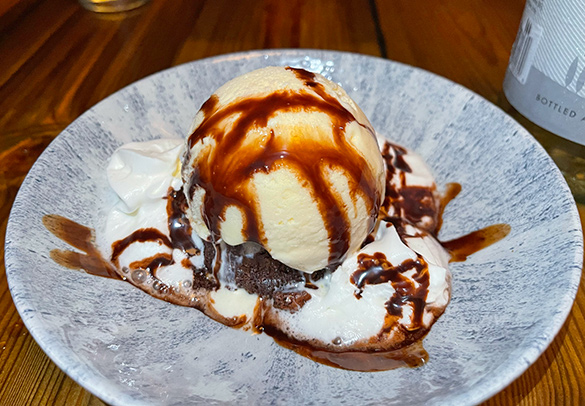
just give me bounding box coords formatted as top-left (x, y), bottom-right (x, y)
top-left (182, 66), bottom-right (386, 273)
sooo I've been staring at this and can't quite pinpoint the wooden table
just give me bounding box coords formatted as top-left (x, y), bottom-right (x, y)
top-left (1, 1), bottom-right (583, 404)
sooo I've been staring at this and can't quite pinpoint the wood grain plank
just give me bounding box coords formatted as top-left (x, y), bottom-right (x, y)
top-left (374, 0), bottom-right (524, 104)
top-left (0, 0), bottom-right (584, 404)
top-left (0, 0), bottom-right (79, 90)
top-left (0, 0), bottom-right (381, 137)
top-left (0, 307), bottom-right (24, 380)
top-left (173, 0), bottom-right (381, 65)
top-left (83, 0), bottom-right (206, 105)
top-left (0, 1), bottom-right (205, 135)
top-left (0, 3), bottom-right (101, 131)
top-left (0, 332), bottom-right (50, 405)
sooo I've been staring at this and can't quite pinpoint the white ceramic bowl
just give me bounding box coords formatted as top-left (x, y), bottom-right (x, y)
top-left (5, 50), bottom-right (583, 405)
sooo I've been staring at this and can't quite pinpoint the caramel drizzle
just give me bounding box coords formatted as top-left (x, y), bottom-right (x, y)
top-left (186, 67), bottom-right (381, 268)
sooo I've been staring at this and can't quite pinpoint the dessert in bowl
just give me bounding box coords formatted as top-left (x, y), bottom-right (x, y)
top-left (5, 50), bottom-right (581, 405)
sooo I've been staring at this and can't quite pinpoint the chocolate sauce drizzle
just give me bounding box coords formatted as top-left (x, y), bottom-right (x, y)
top-left (43, 214), bottom-right (120, 279)
top-left (348, 142), bottom-right (510, 340)
top-left (264, 324), bottom-right (429, 372)
top-left (111, 228), bottom-right (172, 269)
top-left (380, 141), bottom-right (440, 232)
top-left (351, 252), bottom-right (429, 330)
top-left (168, 187), bottom-right (199, 255)
top-left (185, 67), bottom-right (381, 268)
top-left (378, 142), bottom-right (510, 261)
top-left (107, 189), bottom-right (210, 285)
top-left (442, 223), bottom-right (512, 262)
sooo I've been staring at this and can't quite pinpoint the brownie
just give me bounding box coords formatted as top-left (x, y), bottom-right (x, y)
top-left (185, 239), bottom-right (330, 311)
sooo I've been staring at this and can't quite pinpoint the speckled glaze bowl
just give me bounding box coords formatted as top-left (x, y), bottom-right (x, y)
top-left (5, 50), bottom-right (583, 405)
